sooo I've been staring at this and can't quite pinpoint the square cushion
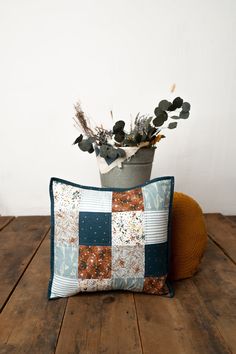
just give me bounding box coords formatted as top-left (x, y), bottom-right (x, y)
top-left (48, 176), bottom-right (174, 299)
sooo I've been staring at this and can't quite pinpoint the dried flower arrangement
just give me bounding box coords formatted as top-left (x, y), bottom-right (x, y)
top-left (73, 97), bottom-right (191, 161)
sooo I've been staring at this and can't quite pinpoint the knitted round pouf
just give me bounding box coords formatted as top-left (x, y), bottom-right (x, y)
top-left (169, 192), bottom-right (207, 281)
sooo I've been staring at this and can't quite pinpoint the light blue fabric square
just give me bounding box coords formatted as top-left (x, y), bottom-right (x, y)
top-left (54, 244), bottom-right (78, 278)
top-left (142, 179), bottom-right (171, 211)
top-left (112, 278), bottom-right (144, 292)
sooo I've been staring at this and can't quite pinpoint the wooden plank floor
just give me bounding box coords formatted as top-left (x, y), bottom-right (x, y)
top-left (0, 214), bottom-right (235, 354)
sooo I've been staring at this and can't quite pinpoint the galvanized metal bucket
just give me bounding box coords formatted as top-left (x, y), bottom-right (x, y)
top-left (99, 147), bottom-right (155, 188)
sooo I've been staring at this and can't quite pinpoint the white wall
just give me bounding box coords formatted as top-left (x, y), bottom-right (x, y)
top-left (0, 0), bottom-right (236, 215)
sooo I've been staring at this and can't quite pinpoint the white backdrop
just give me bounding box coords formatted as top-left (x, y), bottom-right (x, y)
top-left (0, 0), bottom-right (236, 215)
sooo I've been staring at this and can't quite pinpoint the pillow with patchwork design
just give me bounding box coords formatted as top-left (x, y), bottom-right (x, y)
top-left (48, 176), bottom-right (174, 299)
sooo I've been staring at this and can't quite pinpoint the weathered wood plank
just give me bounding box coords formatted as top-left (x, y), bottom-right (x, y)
top-left (0, 216), bottom-right (50, 233)
top-left (134, 279), bottom-right (231, 354)
top-left (0, 216), bottom-right (14, 231)
top-left (193, 239), bottom-right (236, 354)
top-left (0, 213), bottom-right (235, 354)
top-left (205, 213), bottom-right (236, 264)
top-left (226, 215), bottom-right (236, 224)
top-left (0, 234), bottom-right (67, 354)
top-left (56, 292), bottom-right (142, 354)
top-left (0, 216), bottom-right (50, 311)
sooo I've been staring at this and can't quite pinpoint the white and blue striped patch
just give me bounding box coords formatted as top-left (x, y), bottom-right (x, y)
top-left (79, 188), bottom-right (112, 212)
top-left (50, 274), bottom-right (79, 298)
top-left (144, 210), bottom-right (169, 244)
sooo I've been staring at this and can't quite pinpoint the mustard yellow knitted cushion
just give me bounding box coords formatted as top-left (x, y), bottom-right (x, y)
top-left (169, 192), bottom-right (207, 281)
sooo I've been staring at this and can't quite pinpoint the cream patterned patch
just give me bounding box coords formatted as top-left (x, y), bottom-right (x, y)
top-left (112, 211), bottom-right (144, 245)
top-left (78, 279), bottom-right (112, 292)
top-left (112, 245), bottom-right (144, 278)
top-left (53, 182), bottom-right (81, 213)
top-left (54, 210), bottom-right (79, 247)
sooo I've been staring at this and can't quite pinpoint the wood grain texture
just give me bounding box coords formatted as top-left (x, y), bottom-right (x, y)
top-left (205, 213), bottom-right (236, 264)
top-left (0, 214), bottom-right (236, 354)
top-left (134, 279), bottom-right (231, 354)
top-left (56, 292), bottom-right (142, 354)
top-left (226, 215), bottom-right (236, 224)
top-left (193, 239), bottom-right (236, 354)
top-left (0, 216), bottom-right (14, 231)
top-left (0, 234), bottom-right (67, 354)
top-left (0, 216), bottom-right (50, 311)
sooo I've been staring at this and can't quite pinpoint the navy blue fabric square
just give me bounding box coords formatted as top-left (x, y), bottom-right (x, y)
top-left (79, 212), bottom-right (111, 246)
top-left (145, 243), bottom-right (168, 277)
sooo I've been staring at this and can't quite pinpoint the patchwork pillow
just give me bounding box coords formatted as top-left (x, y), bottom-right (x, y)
top-left (48, 176), bottom-right (174, 299)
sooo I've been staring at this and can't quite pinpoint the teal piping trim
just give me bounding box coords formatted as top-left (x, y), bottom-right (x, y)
top-left (48, 178), bottom-right (56, 299)
top-left (166, 279), bottom-right (175, 298)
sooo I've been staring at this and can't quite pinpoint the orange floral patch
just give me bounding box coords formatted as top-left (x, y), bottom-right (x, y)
top-left (78, 246), bottom-right (111, 279)
top-left (143, 276), bottom-right (168, 295)
top-left (112, 188), bottom-right (144, 212)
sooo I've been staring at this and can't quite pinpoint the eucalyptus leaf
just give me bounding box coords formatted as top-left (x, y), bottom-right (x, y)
top-left (73, 134), bottom-right (83, 145)
top-left (114, 131), bottom-right (125, 142)
top-left (162, 111), bottom-right (168, 121)
top-left (113, 120), bottom-right (125, 133)
top-left (179, 111), bottom-right (190, 119)
top-left (79, 139), bottom-right (93, 152)
top-left (158, 100), bottom-right (172, 111)
top-left (153, 116), bottom-right (165, 127)
top-left (168, 122), bottom-right (178, 129)
top-left (155, 110), bottom-right (168, 121)
top-left (154, 107), bottom-right (162, 116)
top-left (167, 104), bottom-right (175, 111)
top-left (182, 102), bottom-right (191, 112)
top-left (88, 145), bottom-right (94, 154)
top-left (172, 97), bottom-right (183, 109)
